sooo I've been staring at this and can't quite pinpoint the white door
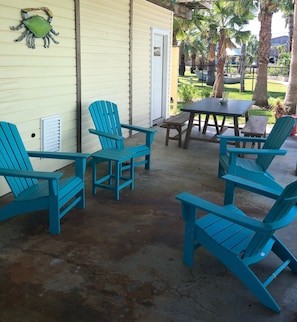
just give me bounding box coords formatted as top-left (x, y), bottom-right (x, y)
top-left (152, 34), bottom-right (163, 121)
top-left (151, 30), bottom-right (169, 122)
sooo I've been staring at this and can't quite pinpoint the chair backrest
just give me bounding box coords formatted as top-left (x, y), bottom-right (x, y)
top-left (89, 100), bottom-right (124, 149)
top-left (244, 179), bottom-right (297, 258)
top-left (256, 116), bottom-right (295, 170)
top-left (0, 122), bottom-right (37, 198)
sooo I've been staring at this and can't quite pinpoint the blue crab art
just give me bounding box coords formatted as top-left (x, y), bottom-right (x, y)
top-left (10, 7), bottom-right (59, 49)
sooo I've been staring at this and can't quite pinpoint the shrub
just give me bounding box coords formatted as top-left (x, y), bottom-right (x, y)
top-left (199, 87), bottom-right (212, 98)
top-left (272, 98), bottom-right (288, 119)
top-left (178, 84), bottom-right (197, 103)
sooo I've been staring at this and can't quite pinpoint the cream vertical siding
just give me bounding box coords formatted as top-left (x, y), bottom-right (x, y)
top-left (132, 0), bottom-right (172, 126)
top-left (0, 1), bottom-right (77, 196)
top-left (0, 0), bottom-right (173, 197)
top-left (80, 0), bottom-right (130, 153)
top-left (80, 0), bottom-right (172, 154)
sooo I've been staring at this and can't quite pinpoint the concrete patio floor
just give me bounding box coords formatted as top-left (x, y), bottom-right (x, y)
top-left (0, 124), bottom-right (297, 322)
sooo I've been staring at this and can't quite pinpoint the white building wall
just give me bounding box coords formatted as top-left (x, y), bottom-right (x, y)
top-left (0, 1), bottom-right (77, 195)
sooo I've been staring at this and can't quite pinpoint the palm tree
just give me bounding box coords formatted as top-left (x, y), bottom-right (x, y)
top-left (252, 0), bottom-right (279, 107)
top-left (280, 0), bottom-right (294, 52)
top-left (246, 35), bottom-right (259, 67)
top-left (211, 1), bottom-right (254, 97)
top-left (186, 10), bottom-right (209, 72)
top-left (192, 9), bottom-right (218, 85)
top-left (183, 26), bottom-right (208, 72)
top-left (172, 17), bottom-right (193, 75)
top-left (284, 0), bottom-right (297, 114)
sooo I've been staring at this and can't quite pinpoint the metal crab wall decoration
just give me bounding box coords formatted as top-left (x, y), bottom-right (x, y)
top-left (10, 7), bottom-right (59, 49)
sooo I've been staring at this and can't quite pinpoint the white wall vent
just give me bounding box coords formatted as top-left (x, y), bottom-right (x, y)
top-left (41, 115), bottom-right (62, 152)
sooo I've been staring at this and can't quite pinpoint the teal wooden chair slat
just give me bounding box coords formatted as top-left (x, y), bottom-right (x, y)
top-left (218, 116), bottom-right (295, 181)
top-left (89, 100), bottom-right (157, 170)
top-left (0, 122), bottom-right (89, 234)
top-left (176, 180), bottom-right (297, 312)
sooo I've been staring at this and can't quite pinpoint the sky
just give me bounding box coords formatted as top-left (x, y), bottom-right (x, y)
top-left (248, 11), bottom-right (288, 38)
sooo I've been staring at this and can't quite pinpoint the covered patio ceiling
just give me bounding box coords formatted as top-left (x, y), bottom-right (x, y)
top-left (146, 0), bottom-right (212, 19)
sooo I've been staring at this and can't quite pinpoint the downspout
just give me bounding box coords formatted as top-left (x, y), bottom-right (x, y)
top-left (75, 0), bottom-right (82, 152)
top-left (128, 0), bottom-right (133, 133)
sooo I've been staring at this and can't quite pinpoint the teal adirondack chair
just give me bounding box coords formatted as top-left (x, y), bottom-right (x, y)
top-left (88, 100), bottom-right (157, 170)
top-left (176, 179), bottom-right (297, 312)
top-left (0, 122), bottom-right (89, 234)
top-left (218, 116), bottom-right (295, 186)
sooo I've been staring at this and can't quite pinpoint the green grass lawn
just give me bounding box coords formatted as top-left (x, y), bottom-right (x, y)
top-left (173, 69), bottom-right (288, 124)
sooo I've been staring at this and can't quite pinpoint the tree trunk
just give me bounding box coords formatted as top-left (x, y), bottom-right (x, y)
top-left (172, 30), bottom-right (178, 46)
top-left (212, 73), bottom-right (224, 97)
top-left (252, 2), bottom-right (273, 107)
top-left (207, 43), bottom-right (216, 86)
top-left (179, 42), bottom-right (186, 76)
top-left (288, 13), bottom-right (294, 52)
top-left (191, 54), bottom-right (196, 73)
top-left (240, 43), bottom-right (246, 92)
top-left (284, 2), bottom-right (297, 115)
top-left (212, 29), bottom-right (227, 98)
top-left (207, 60), bottom-right (216, 86)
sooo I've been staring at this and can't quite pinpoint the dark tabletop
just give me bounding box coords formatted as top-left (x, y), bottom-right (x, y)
top-left (181, 98), bottom-right (255, 117)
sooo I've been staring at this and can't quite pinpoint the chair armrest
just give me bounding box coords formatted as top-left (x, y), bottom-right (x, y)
top-left (227, 149), bottom-right (287, 176)
top-left (121, 124), bottom-right (157, 146)
top-left (218, 135), bottom-right (266, 155)
top-left (227, 147), bottom-right (287, 156)
top-left (176, 192), bottom-right (270, 232)
top-left (218, 135), bottom-right (267, 143)
top-left (88, 128), bottom-right (123, 141)
top-left (28, 151), bottom-right (89, 180)
top-left (121, 123), bottom-right (157, 134)
top-left (0, 167), bottom-right (62, 180)
top-left (28, 151), bottom-right (90, 160)
top-left (222, 174), bottom-right (283, 200)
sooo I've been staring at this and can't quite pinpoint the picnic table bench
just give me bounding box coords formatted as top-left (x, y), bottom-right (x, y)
top-left (163, 112), bottom-right (190, 147)
top-left (241, 115), bottom-right (268, 148)
top-left (162, 112), bottom-right (200, 147)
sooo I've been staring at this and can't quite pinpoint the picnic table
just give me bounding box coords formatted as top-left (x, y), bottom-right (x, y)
top-left (181, 98), bottom-right (254, 148)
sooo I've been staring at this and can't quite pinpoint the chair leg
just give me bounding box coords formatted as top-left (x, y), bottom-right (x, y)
top-left (76, 189), bottom-right (85, 209)
top-left (217, 163), bottom-right (225, 178)
top-left (75, 158), bottom-right (87, 209)
top-left (223, 180), bottom-right (236, 205)
top-left (272, 236), bottom-right (297, 273)
top-left (145, 155), bottom-right (150, 170)
top-left (229, 257), bottom-right (281, 312)
top-left (181, 203), bottom-right (198, 267)
top-left (49, 203), bottom-right (60, 235)
top-left (130, 157), bottom-right (135, 190)
top-left (92, 160), bottom-right (97, 195)
top-left (202, 239), bottom-right (281, 312)
top-left (47, 181), bottom-right (61, 234)
top-left (115, 160), bottom-right (120, 201)
top-left (108, 160), bottom-right (113, 185)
